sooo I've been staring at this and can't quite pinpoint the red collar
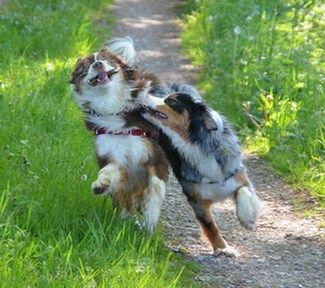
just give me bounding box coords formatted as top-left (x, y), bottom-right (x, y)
top-left (94, 128), bottom-right (151, 138)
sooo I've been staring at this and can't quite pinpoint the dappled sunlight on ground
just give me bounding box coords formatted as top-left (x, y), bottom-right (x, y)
top-left (112, 0), bottom-right (324, 287)
top-left (113, 0), bottom-right (198, 83)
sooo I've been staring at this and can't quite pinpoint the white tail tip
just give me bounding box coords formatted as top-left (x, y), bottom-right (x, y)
top-left (107, 36), bottom-right (136, 65)
top-left (236, 186), bottom-right (261, 230)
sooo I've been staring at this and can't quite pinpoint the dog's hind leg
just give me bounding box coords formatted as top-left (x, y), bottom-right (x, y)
top-left (185, 191), bottom-right (239, 257)
top-left (142, 167), bottom-right (167, 233)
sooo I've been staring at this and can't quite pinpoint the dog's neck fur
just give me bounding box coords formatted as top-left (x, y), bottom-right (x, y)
top-left (158, 116), bottom-right (242, 183)
top-left (75, 77), bottom-right (131, 131)
top-left (161, 125), bottom-right (226, 181)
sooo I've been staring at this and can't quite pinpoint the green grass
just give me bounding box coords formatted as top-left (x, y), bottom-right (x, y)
top-left (181, 0), bottom-right (324, 207)
top-left (0, 1), bottom-right (197, 286)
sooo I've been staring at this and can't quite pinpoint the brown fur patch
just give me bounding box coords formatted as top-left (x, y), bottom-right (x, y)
top-left (116, 139), bottom-right (168, 213)
top-left (126, 69), bottom-right (160, 99)
top-left (111, 168), bottom-right (132, 211)
top-left (131, 78), bottom-right (148, 98)
top-left (97, 49), bottom-right (128, 67)
top-left (156, 105), bottom-right (190, 140)
top-left (112, 168), bottom-right (149, 215)
top-left (234, 170), bottom-right (250, 187)
top-left (70, 54), bottom-right (95, 94)
top-left (144, 141), bottom-right (169, 182)
top-left (128, 181), bottom-right (147, 213)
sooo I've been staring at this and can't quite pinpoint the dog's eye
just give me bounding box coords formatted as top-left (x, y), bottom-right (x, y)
top-left (166, 98), bottom-right (179, 107)
top-left (82, 65), bottom-right (89, 72)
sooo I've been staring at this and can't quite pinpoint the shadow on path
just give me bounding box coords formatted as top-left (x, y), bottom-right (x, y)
top-left (112, 1), bottom-right (325, 287)
top-left (113, 0), bottom-right (198, 83)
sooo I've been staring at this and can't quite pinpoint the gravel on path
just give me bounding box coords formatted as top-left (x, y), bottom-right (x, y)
top-left (113, 1), bottom-right (325, 287)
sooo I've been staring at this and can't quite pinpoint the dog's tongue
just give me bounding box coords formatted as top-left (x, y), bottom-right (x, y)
top-left (98, 71), bottom-right (107, 81)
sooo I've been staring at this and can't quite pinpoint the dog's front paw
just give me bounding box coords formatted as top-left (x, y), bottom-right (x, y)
top-left (214, 245), bottom-right (240, 257)
top-left (91, 177), bottom-right (111, 195)
top-left (91, 164), bottom-right (121, 195)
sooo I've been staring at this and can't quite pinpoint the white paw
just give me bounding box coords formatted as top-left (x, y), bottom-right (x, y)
top-left (214, 245), bottom-right (240, 257)
top-left (135, 218), bottom-right (144, 230)
top-left (91, 177), bottom-right (111, 195)
top-left (92, 164), bottom-right (120, 195)
top-left (141, 217), bottom-right (157, 234)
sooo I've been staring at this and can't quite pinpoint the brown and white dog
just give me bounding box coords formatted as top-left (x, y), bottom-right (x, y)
top-left (142, 89), bottom-right (261, 256)
top-left (70, 37), bottom-right (168, 232)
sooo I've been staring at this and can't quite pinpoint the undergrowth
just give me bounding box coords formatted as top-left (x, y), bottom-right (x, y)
top-left (181, 0), bottom-right (324, 207)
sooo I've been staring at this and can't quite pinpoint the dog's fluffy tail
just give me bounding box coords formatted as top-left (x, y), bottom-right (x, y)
top-left (235, 186), bottom-right (261, 230)
top-left (107, 36), bottom-right (136, 65)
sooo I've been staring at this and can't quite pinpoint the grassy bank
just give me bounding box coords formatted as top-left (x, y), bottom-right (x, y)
top-left (0, 1), bottom-right (196, 286)
top-left (181, 0), bottom-right (324, 207)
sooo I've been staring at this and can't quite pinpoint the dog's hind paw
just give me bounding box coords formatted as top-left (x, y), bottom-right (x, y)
top-left (214, 245), bottom-right (240, 257)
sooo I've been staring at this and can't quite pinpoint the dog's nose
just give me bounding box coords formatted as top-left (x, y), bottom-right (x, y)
top-left (93, 61), bottom-right (103, 69)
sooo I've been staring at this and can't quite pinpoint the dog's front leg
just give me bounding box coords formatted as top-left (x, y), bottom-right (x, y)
top-left (91, 163), bottom-right (121, 195)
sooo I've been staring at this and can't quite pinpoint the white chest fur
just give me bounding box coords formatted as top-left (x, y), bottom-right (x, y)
top-left (95, 135), bottom-right (149, 169)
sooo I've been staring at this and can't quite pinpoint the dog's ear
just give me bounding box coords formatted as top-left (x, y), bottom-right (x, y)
top-left (203, 111), bottom-right (219, 131)
top-left (69, 58), bottom-right (82, 84)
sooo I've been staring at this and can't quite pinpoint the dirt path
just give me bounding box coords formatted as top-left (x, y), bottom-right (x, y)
top-left (113, 1), bottom-right (325, 287)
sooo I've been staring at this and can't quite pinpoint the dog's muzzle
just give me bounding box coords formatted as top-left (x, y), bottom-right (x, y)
top-left (88, 69), bottom-right (119, 86)
top-left (144, 106), bottom-right (168, 119)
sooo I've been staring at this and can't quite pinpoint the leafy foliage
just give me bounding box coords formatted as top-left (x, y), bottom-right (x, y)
top-left (181, 0), bottom-right (324, 206)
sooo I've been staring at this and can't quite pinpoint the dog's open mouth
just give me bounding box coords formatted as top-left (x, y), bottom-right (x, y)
top-left (88, 69), bottom-right (118, 86)
top-left (145, 106), bottom-right (168, 119)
